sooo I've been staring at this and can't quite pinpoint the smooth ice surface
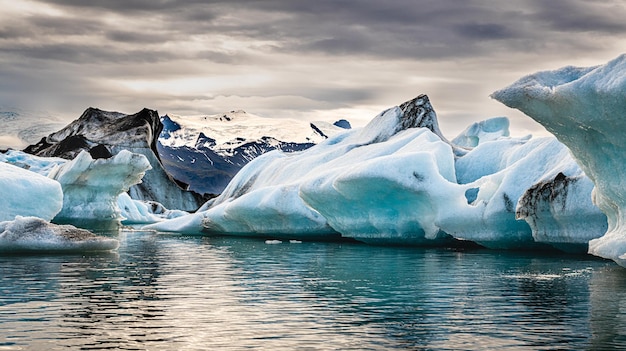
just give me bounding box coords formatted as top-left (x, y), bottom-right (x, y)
top-left (492, 54), bottom-right (626, 264)
top-left (0, 216), bottom-right (118, 252)
top-left (299, 128), bottom-right (459, 245)
top-left (0, 161), bottom-right (63, 222)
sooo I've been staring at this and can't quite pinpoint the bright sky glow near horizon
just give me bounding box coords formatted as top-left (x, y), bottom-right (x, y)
top-left (1, 0), bottom-right (626, 139)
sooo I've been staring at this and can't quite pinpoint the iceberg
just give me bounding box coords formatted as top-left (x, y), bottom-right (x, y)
top-left (117, 193), bottom-right (188, 225)
top-left (451, 117), bottom-right (511, 148)
top-left (492, 54), bottom-right (626, 265)
top-left (147, 94), bottom-right (605, 251)
top-left (0, 160), bottom-right (63, 221)
top-left (517, 172), bottom-right (606, 253)
top-left (1, 149), bottom-right (152, 227)
top-left (24, 107), bottom-right (204, 211)
top-left (148, 95), bottom-right (463, 243)
top-left (48, 150), bottom-right (151, 227)
top-left (0, 216), bottom-right (118, 253)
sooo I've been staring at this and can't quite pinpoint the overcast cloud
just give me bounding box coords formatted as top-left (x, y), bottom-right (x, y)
top-left (1, 0), bottom-right (625, 138)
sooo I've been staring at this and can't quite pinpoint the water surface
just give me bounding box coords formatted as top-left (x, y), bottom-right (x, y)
top-left (1, 230), bottom-right (626, 350)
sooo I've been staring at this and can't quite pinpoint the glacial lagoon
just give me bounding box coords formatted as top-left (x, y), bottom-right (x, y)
top-left (1, 230), bottom-right (626, 350)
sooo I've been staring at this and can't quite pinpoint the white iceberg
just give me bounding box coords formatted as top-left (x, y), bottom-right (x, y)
top-left (0, 216), bottom-right (118, 253)
top-left (1, 149), bottom-right (152, 227)
top-left (48, 150), bottom-right (152, 226)
top-left (0, 160), bottom-right (63, 222)
top-left (147, 96), bottom-right (463, 243)
top-left (492, 54), bottom-right (626, 264)
top-left (147, 94), bottom-right (605, 251)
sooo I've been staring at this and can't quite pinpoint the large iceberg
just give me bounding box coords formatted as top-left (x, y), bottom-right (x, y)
top-left (492, 54), bottom-right (626, 265)
top-left (147, 95), bottom-right (604, 251)
top-left (24, 107), bottom-right (205, 211)
top-left (147, 95), bottom-right (460, 240)
top-left (48, 150), bottom-right (151, 227)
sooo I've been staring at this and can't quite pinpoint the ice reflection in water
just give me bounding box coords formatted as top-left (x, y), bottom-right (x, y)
top-left (0, 230), bottom-right (625, 350)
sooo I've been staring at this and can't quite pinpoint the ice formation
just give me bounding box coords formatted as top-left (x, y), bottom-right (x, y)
top-left (147, 94), bottom-right (605, 253)
top-left (447, 137), bottom-right (605, 250)
top-left (158, 111), bottom-right (350, 195)
top-left (451, 117), bottom-right (511, 148)
top-left (0, 161), bottom-right (63, 221)
top-left (48, 150), bottom-right (151, 226)
top-left (24, 107), bottom-right (204, 211)
top-left (492, 54), bottom-right (626, 265)
top-left (148, 95), bottom-right (459, 241)
top-left (0, 216), bottom-right (118, 253)
top-left (0, 149), bottom-right (155, 227)
top-left (117, 193), bottom-right (188, 224)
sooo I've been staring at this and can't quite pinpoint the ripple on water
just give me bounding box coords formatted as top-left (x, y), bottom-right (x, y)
top-left (0, 232), bottom-right (624, 350)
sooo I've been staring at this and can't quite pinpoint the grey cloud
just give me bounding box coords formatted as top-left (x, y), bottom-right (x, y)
top-left (18, 0), bottom-right (625, 62)
top-left (2, 43), bottom-right (179, 64)
top-left (454, 23), bottom-right (517, 40)
top-left (529, 0), bottom-right (626, 33)
top-left (38, 0), bottom-right (209, 12)
top-left (2, 0), bottom-right (625, 139)
top-left (105, 30), bottom-right (171, 44)
top-left (28, 15), bottom-right (105, 36)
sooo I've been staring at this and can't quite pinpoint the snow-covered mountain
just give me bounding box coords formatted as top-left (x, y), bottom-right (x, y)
top-left (0, 107), bottom-right (68, 150)
top-left (158, 110), bottom-right (351, 195)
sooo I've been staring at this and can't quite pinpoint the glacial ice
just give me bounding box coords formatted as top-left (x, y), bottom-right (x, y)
top-left (147, 93), bottom-right (605, 253)
top-left (492, 54), bottom-right (626, 265)
top-left (148, 95), bottom-right (461, 241)
top-left (48, 150), bottom-right (151, 226)
top-left (451, 117), bottom-right (511, 148)
top-left (1, 80), bottom-right (613, 258)
top-left (447, 137), bottom-right (605, 250)
top-left (117, 193), bottom-right (188, 224)
top-left (0, 149), bottom-right (152, 227)
top-left (0, 160), bottom-right (63, 221)
top-left (0, 216), bottom-right (118, 253)
top-left (24, 107), bottom-right (203, 211)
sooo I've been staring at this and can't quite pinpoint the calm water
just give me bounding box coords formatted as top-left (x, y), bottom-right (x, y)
top-left (1, 230), bottom-right (626, 350)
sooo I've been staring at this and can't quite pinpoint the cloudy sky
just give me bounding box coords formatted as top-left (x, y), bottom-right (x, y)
top-left (1, 0), bottom-right (625, 139)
